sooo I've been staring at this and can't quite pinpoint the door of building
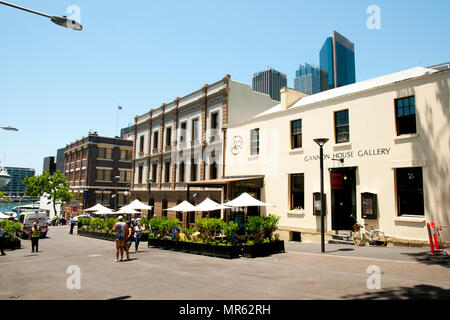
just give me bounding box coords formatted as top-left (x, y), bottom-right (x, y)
top-left (330, 167), bottom-right (357, 231)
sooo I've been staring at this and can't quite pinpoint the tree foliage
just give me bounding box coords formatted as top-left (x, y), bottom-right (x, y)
top-left (22, 170), bottom-right (77, 214)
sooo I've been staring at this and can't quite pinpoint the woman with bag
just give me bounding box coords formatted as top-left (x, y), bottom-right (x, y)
top-left (133, 221), bottom-right (144, 253)
top-left (124, 221), bottom-right (133, 261)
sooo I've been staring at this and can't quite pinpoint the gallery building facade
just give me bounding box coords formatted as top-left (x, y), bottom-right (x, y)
top-left (224, 66), bottom-right (450, 246)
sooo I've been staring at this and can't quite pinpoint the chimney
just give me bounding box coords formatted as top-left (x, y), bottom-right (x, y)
top-left (280, 88), bottom-right (309, 110)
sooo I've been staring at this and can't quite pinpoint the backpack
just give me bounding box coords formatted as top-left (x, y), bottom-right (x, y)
top-left (115, 222), bottom-right (125, 240)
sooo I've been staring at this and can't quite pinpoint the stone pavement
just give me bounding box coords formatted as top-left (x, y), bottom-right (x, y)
top-left (0, 225), bottom-right (449, 300)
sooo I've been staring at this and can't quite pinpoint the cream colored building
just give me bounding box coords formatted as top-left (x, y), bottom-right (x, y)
top-left (224, 66), bottom-right (450, 246)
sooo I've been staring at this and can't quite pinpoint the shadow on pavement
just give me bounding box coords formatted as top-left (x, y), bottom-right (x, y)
top-left (325, 248), bottom-right (355, 253)
top-left (109, 295), bottom-right (132, 300)
top-left (401, 251), bottom-right (450, 268)
top-left (341, 284), bottom-right (450, 300)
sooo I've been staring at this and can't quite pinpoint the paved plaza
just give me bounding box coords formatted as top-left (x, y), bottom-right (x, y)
top-left (0, 225), bottom-right (449, 300)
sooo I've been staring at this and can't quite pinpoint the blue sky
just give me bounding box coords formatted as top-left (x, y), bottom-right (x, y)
top-left (1, 0), bottom-right (449, 175)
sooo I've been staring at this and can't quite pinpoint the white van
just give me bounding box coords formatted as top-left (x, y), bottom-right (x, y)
top-left (18, 212), bottom-right (48, 238)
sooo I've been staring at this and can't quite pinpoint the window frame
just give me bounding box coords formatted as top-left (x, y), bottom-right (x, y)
top-left (250, 128), bottom-right (260, 156)
top-left (395, 167), bottom-right (425, 217)
top-left (334, 109), bottom-right (350, 144)
top-left (395, 95), bottom-right (417, 136)
top-left (289, 173), bottom-right (305, 210)
top-left (290, 119), bottom-right (302, 149)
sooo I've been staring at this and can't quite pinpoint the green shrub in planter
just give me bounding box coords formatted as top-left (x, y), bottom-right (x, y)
top-left (181, 226), bottom-right (195, 238)
top-left (0, 219), bottom-right (23, 241)
top-left (262, 214), bottom-right (280, 240)
top-left (222, 221), bottom-right (238, 240)
top-left (245, 216), bottom-right (264, 239)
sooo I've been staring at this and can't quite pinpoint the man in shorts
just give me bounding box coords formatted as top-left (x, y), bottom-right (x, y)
top-left (113, 216), bottom-right (126, 262)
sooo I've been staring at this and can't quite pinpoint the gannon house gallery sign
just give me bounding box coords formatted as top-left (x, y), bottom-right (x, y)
top-left (303, 147), bottom-right (391, 162)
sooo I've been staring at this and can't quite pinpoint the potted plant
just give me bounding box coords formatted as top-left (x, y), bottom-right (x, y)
top-left (1, 220), bottom-right (22, 250)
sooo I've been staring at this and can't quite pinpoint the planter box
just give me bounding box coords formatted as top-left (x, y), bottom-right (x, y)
top-left (270, 240), bottom-right (285, 254)
top-left (213, 244), bottom-right (241, 259)
top-left (4, 239), bottom-right (21, 250)
top-left (144, 238), bottom-right (242, 259)
top-left (201, 244), bottom-right (216, 257)
top-left (242, 241), bottom-right (285, 258)
top-left (148, 238), bottom-right (160, 248)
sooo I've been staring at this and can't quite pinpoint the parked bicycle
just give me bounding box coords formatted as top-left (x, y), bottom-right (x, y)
top-left (352, 223), bottom-right (386, 246)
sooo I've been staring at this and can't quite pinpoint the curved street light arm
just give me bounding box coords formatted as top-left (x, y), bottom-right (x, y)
top-left (0, 1), bottom-right (51, 18)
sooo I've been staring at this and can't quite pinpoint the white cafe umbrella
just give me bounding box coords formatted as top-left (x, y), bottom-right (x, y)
top-left (127, 199), bottom-right (153, 210)
top-left (165, 201), bottom-right (196, 212)
top-left (224, 192), bottom-right (274, 207)
top-left (223, 193), bottom-right (274, 229)
top-left (92, 207), bottom-right (117, 215)
top-left (85, 203), bottom-right (109, 212)
top-left (116, 205), bottom-right (140, 215)
top-left (194, 197), bottom-right (230, 212)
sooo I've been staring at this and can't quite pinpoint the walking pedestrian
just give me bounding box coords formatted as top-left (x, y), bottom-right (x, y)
top-left (52, 215), bottom-right (57, 226)
top-left (0, 224), bottom-right (6, 256)
top-left (124, 221), bottom-right (133, 261)
top-left (113, 216), bottom-right (126, 262)
top-left (70, 216), bottom-right (75, 234)
top-left (29, 222), bottom-right (40, 253)
top-left (133, 221), bottom-right (144, 253)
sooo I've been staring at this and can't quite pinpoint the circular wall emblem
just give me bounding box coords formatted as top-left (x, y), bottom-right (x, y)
top-left (231, 136), bottom-right (243, 155)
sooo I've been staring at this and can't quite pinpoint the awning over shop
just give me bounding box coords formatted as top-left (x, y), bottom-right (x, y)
top-left (185, 175), bottom-right (264, 188)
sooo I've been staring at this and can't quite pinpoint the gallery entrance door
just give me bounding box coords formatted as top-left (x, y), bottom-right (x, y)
top-left (330, 167), bottom-right (357, 231)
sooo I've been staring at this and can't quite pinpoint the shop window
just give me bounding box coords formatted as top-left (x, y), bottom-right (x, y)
top-left (166, 127), bottom-right (172, 147)
top-left (290, 173), bottom-right (304, 210)
top-left (139, 135), bottom-right (145, 153)
top-left (153, 131), bottom-right (159, 150)
top-left (151, 163), bottom-right (157, 182)
top-left (210, 162), bottom-right (218, 180)
top-left (250, 128), bottom-right (259, 156)
top-left (291, 119), bottom-right (302, 149)
top-left (179, 162), bottom-right (185, 182)
top-left (396, 167), bottom-right (424, 216)
top-left (179, 122), bottom-right (187, 144)
top-left (191, 157), bottom-right (197, 182)
top-left (138, 165), bottom-right (143, 184)
top-left (334, 109), bottom-right (349, 143)
top-left (211, 112), bottom-right (219, 130)
top-left (192, 119), bottom-right (199, 142)
top-left (395, 96), bottom-right (416, 135)
top-left (164, 162), bottom-right (171, 182)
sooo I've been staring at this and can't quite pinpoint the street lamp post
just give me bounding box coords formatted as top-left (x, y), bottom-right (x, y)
top-left (314, 138), bottom-right (329, 253)
top-left (0, 1), bottom-right (82, 30)
top-left (147, 179), bottom-right (153, 219)
top-left (124, 184), bottom-right (130, 205)
top-left (113, 175), bottom-right (120, 211)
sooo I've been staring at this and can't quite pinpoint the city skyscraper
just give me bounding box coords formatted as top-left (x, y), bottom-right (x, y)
top-left (294, 63), bottom-right (321, 95)
top-left (252, 68), bottom-right (287, 101)
top-left (319, 31), bottom-right (356, 92)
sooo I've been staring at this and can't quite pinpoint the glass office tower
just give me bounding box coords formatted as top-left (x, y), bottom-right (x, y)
top-left (1, 167), bottom-right (35, 198)
top-left (252, 68), bottom-right (287, 101)
top-left (320, 31), bottom-right (356, 92)
top-left (294, 63), bottom-right (321, 95)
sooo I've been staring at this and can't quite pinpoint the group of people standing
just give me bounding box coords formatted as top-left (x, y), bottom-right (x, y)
top-left (51, 215), bottom-right (66, 226)
top-left (113, 216), bottom-right (144, 262)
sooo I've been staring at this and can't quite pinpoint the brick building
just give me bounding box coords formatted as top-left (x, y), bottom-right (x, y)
top-left (64, 133), bottom-right (133, 212)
